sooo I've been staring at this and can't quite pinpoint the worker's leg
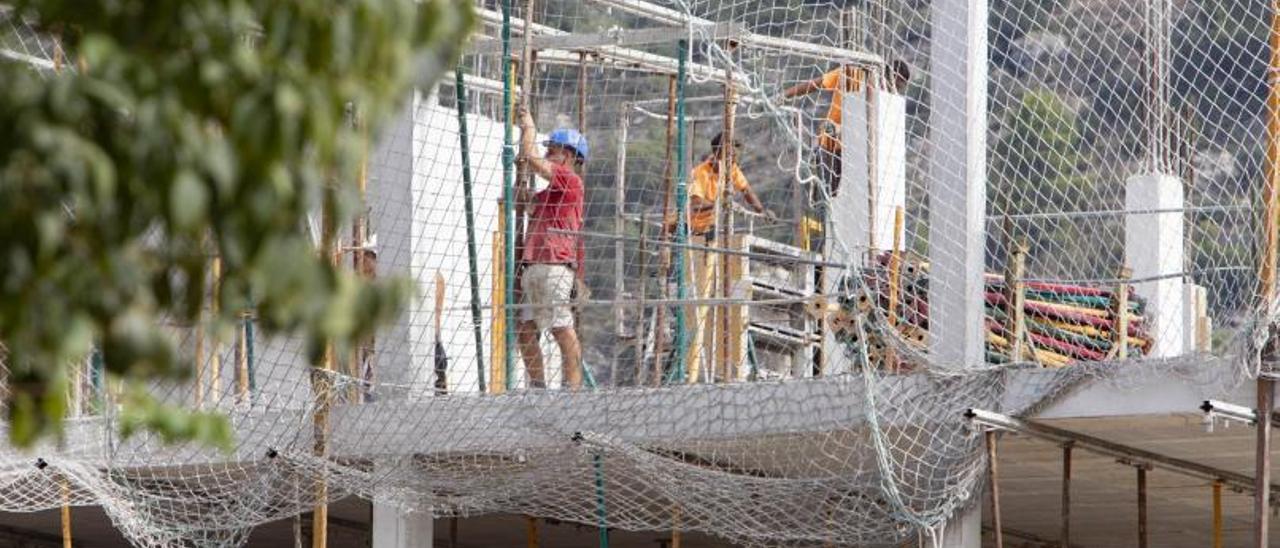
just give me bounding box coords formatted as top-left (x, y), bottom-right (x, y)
top-left (685, 239), bottom-right (711, 384)
top-left (551, 326), bottom-right (582, 390)
top-left (536, 264), bottom-right (579, 390)
top-left (517, 320), bottom-right (546, 389)
top-left (517, 265), bottom-right (547, 389)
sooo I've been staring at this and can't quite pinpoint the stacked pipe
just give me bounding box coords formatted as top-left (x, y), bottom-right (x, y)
top-left (825, 255), bottom-right (1154, 369)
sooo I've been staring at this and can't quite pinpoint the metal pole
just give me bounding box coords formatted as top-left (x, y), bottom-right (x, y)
top-left (578, 51), bottom-right (588, 131)
top-left (717, 50), bottom-right (738, 383)
top-left (1062, 443), bottom-right (1072, 547)
top-left (526, 516), bottom-right (539, 548)
top-left (649, 76), bottom-right (677, 386)
top-left (1256, 2), bottom-right (1280, 546)
top-left (615, 110), bottom-right (628, 387)
top-left (669, 39), bottom-right (690, 383)
top-left (311, 194), bottom-right (339, 548)
top-left (501, 0), bottom-right (517, 392)
top-left (1137, 466), bottom-right (1148, 548)
top-left (1213, 480), bottom-right (1223, 548)
top-left (594, 453), bottom-right (610, 547)
top-left (455, 68), bottom-right (488, 393)
top-left (1255, 378), bottom-right (1274, 548)
top-left (60, 479), bottom-right (71, 548)
top-left (985, 431), bottom-right (1003, 548)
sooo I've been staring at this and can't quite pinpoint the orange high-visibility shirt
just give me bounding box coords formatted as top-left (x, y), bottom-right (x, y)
top-left (817, 67), bottom-right (864, 151)
top-left (686, 158), bottom-right (750, 235)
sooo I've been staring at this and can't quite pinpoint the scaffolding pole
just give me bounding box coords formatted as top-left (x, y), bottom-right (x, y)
top-left (455, 68), bottom-right (488, 392)
top-left (669, 39), bottom-right (690, 383)
top-left (501, 0), bottom-right (518, 392)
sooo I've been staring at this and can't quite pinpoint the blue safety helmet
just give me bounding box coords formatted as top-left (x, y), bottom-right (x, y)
top-left (543, 128), bottom-right (590, 163)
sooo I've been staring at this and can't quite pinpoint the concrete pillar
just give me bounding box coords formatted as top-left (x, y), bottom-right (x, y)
top-left (1124, 173), bottom-right (1185, 357)
top-left (838, 88), bottom-right (908, 254)
top-left (371, 501), bottom-right (433, 548)
top-left (929, 0), bottom-right (987, 546)
top-left (823, 86), bottom-right (909, 376)
top-left (939, 505), bottom-right (982, 548)
top-left (372, 460), bottom-right (433, 548)
top-left (927, 0), bottom-right (988, 371)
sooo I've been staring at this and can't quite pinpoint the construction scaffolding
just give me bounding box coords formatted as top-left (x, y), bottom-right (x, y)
top-left (1, 0), bottom-right (1279, 546)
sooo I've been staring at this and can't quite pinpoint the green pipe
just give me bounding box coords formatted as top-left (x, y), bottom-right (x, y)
top-left (245, 313), bottom-right (256, 399)
top-left (454, 68), bottom-right (488, 393)
top-left (593, 452), bottom-right (609, 547)
top-left (669, 38), bottom-right (690, 384)
top-left (90, 347), bottom-right (104, 413)
top-left (583, 360), bottom-right (598, 389)
top-left (500, 0), bottom-right (517, 392)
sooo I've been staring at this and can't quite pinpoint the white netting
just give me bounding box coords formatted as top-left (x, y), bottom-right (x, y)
top-left (0, 0), bottom-right (1275, 546)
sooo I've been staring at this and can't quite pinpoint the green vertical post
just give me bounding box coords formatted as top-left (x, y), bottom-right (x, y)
top-left (593, 452), bottom-right (609, 547)
top-left (90, 347), bottom-right (104, 412)
top-left (669, 39), bottom-right (690, 383)
top-left (245, 313), bottom-right (256, 398)
top-left (500, 0), bottom-right (517, 391)
top-left (455, 68), bottom-right (489, 393)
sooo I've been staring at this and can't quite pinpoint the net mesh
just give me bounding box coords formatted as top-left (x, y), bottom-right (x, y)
top-left (0, 0), bottom-right (1273, 545)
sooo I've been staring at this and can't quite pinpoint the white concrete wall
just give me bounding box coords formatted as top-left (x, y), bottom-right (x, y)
top-left (837, 89), bottom-right (908, 254)
top-left (1124, 173), bottom-right (1185, 358)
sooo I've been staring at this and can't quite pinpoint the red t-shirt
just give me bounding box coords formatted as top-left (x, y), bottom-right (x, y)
top-left (522, 163), bottom-right (584, 271)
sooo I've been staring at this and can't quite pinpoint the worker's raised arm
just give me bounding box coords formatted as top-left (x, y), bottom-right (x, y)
top-left (731, 165), bottom-right (773, 220)
top-left (518, 106), bottom-right (558, 181)
top-left (781, 76), bottom-right (822, 99)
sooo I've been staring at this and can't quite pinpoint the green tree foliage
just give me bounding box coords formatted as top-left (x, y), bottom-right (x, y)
top-left (992, 88), bottom-right (1087, 215)
top-left (0, 0), bottom-right (472, 447)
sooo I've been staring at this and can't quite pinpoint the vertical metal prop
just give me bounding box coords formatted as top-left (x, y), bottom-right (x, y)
top-left (615, 111), bottom-right (628, 387)
top-left (1256, 3), bottom-right (1280, 547)
top-left (578, 51), bottom-right (588, 131)
top-left (60, 478), bottom-right (71, 548)
top-left (985, 431), bottom-right (1003, 548)
top-left (311, 209), bottom-right (338, 547)
top-left (526, 516), bottom-right (539, 548)
top-left (1113, 267), bottom-right (1132, 359)
top-left (1061, 443), bottom-right (1073, 547)
top-left (1255, 377), bottom-right (1274, 548)
top-left (211, 256), bottom-right (222, 399)
top-left (1137, 466), bottom-right (1149, 548)
top-left (650, 76), bottom-right (678, 386)
top-left (1004, 217), bottom-right (1028, 363)
top-left (717, 46), bottom-right (738, 383)
top-left (1213, 480), bottom-right (1223, 548)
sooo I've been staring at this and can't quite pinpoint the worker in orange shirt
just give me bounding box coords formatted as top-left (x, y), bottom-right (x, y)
top-left (673, 132), bottom-right (771, 382)
top-left (782, 61), bottom-right (910, 197)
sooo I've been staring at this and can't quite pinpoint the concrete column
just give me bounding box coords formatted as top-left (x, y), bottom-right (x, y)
top-left (372, 460), bottom-right (433, 548)
top-left (1124, 173), bottom-right (1186, 358)
top-left (371, 501), bottom-right (433, 548)
top-left (836, 88), bottom-right (908, 255)
top-left (939, 505), bottom-right (982, 548)
top-left (927, 0), bottom-right (988, 370)
top-left (929, 0), bottom-right (987, 546)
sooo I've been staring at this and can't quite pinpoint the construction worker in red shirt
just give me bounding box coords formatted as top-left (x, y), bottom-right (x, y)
top-left (515, 106), bottom-right (588, 390)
